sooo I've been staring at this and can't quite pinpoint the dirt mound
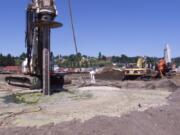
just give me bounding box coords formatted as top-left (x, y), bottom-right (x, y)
top-left (95, 68), bottom-right (124, 80)
top-left (153, 79), bottom-right (178, 91)
top-left (117, 79), bottom-right (178, 91)
top-left (82, 79), bottom-right (179, 91)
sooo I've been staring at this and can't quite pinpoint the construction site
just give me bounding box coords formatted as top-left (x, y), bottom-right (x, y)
top-left (0, 0), bottom-right (180, 135)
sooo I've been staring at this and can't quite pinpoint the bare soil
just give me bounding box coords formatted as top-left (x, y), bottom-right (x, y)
top-left (0, 90), bottom-right (180, 135)
top-left (0, 74), bottom-right (180, 135)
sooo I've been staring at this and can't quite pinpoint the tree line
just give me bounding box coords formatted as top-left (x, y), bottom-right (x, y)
top-left (0, 53), bottom-right (26, 67)
top-left (0, 54), bottom-right (15, 66)
top-left (0, 52), bottom-right (180, 67)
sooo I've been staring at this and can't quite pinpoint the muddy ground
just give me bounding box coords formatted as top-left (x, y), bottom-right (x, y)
top-left (0, 74), bottom-right (180, 135)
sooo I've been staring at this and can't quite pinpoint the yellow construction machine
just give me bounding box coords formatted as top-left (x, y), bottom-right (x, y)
top-left (123, 57), bottom-right (153, 80)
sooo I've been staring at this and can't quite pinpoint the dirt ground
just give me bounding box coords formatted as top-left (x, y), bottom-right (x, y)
top-left (0, 74), bottom-right (180, 135)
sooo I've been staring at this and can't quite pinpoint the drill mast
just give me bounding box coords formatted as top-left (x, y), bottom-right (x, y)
top-left (25, 0), bottom-right (62, 95)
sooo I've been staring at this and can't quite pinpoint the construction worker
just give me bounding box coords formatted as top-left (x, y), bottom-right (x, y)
top-left (90, 70), bottom-right (96, 84)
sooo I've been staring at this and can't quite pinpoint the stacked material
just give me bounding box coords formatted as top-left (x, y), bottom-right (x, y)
top-left (95, 67), bottom-right (124, 80)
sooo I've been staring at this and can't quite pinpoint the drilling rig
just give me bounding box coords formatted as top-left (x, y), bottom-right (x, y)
top-left (5, 0), bottom-right (64, 95)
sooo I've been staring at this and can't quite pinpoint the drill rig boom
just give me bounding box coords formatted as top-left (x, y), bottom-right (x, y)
top-left (6, 0), bottom-right (63, 95)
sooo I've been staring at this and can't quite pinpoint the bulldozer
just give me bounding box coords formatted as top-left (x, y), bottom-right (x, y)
top-left (123, 57), bottom-right (153, 80)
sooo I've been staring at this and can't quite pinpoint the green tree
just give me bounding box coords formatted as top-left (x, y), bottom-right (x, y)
top-left (19, 52), bottom-right (26, 60)
top-left (98, 52), bottom-right (102, 60)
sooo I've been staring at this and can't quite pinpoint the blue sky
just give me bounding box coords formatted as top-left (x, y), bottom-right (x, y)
top-left (0, 0), bottom-right (180, 57)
